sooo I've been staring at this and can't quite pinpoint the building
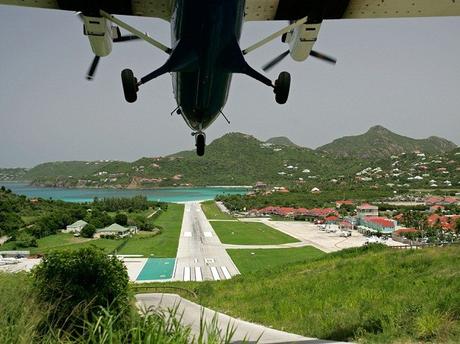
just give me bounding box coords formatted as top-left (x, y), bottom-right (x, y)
top-left (359, 217), bottom-right (396, 234)
top-left (95, 223), bottom-right (137, 239)
top-left (63, 220), bottom-right (88, 234)
top-left (335, 200), bottom-right (353, 208)
top-left (356, 203), bottom-right (379, 217)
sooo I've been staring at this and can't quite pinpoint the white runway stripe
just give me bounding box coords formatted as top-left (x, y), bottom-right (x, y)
top-left (203, 232), bottom-right (212, 237)
top-left (195, 267), bottom-right (203, 281)
top-left (210, 266), bottom-right (220, 280)
top-left (220, 266), bottom-right (231, 280)
top-left (183, 267), bottom-right (191, 281)
top-left (184, 232), bottom-right (192, 237)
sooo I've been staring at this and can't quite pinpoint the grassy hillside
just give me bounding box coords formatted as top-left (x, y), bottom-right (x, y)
top-left (0, 168), bottom-right (27, 181)
top-left (317, 125), bottom-right (457, 158)
top-left (265, 136), bottom-right (300, 147)
top-left (187, 245), bottom-right (460, 343)
top-left (25, 161), bottom-right (112, 179)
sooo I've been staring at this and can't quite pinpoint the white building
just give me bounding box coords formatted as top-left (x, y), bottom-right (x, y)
top-left (95, 223), bottom-right (137, 239)
top-left (356, 203), bottom-right (379, 218)
top-left (63, 220), bottom-right (88, 234)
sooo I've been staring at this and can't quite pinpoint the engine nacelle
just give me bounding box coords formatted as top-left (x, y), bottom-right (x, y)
top-left (287, 23), bottom-right (321, 62)
top-left (83, 16), bottom-right (117, 57)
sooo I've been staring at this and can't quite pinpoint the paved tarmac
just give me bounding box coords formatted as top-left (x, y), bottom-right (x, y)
top-left (173, 202), bottom-right (240, 282)
top-left (136, 293), bottom-right (347, 344)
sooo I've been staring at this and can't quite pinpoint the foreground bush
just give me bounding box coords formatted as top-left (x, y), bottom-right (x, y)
top-left (33, 247), bottom-right (130, 329)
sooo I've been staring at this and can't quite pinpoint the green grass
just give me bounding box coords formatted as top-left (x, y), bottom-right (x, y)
top-left (189, 245), bottom-right (460, 343)
top-left (1, 233), bottom-right (122, 255)
top-left (201, 201), bottom-right (234, 220)
top-left (210, 221), bottom-right (298, 245)
top-left (118, 231), bottom-right (161, 256)
top-left (145, 203), bottom-right (184, 257)
top-left (227, 247), bottom-right (325, 274)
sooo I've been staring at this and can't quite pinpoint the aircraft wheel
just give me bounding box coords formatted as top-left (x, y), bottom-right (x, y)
top-left (274, 71), bottom-right (291, 104)
top-left (196, 133), bottom-right (205, 156)
top-left (121, 69), bottom-right (138, 103)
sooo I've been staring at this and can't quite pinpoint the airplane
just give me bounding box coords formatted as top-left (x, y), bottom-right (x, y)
top-left (1, 1), bottom-right (460, 156)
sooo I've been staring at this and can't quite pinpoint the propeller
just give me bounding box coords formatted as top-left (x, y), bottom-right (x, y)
top-left (262, 49), bottom-right (337, 72)
top-left (86, 55), bottom-right (100, 80)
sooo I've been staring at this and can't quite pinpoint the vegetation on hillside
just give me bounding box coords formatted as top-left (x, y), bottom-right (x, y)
top-left (317, 125), bottom-right (457, 159)
top-left (190, 245), bottom-right (460, 343)
top-left (0, 248), bottom-right (232, 343)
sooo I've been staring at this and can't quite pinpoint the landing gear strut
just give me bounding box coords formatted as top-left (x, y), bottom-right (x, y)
top-left (194, 132), bottom-right (206, 156)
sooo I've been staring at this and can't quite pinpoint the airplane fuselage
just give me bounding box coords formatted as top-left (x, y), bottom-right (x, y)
top-left (171, 0), bottom-right (245, 131)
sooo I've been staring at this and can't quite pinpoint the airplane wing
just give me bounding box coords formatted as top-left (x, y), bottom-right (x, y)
top-left (0, 0), bottom-right (172, 20)
top-left (245, 0), bottom-right (460, 21)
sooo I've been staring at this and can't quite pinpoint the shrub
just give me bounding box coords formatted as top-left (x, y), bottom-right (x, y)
top-left (32, 247), bottom-right (129, 329)
top-left (80, 224), bottom-right (96, 238)
top-left (114, 213), bottom-right (128, 226)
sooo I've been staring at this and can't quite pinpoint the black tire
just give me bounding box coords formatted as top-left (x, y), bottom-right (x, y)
top-left (196, 134), bottom-right (205, 156)
top-left (121, 69), bottom-right (138, 103)
top-left (274, 71), bottom-right (291, 104)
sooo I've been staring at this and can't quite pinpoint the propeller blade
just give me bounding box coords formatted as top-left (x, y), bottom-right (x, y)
top-left (113, 35), bottom-right (141, 43)
top-left (86, 56), bottom-right (101, 80)
top-left (310, 50), bottom-right (337, 64)
top-left (262, 50), bottom-right (290, 72)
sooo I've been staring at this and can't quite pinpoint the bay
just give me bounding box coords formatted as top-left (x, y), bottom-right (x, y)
top-left (0, 182), bottom-right (248, 203)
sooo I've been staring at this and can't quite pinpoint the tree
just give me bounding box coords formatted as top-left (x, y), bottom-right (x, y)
top-left (80, 224), bottom-right (96, 238)
top-left (33, 247), bottom-right (129, 329)
top-left (114, 213), bottom-right (128, 226)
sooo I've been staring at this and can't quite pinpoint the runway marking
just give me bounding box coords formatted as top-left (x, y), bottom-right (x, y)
top-left (203, 232), bottom-right (212, 237)
top-left (195, 267), bottom-right (203, 281)
top-left (205, 258), bottom-right (215, 264)
top-left (194, 258), bottom-right (198, 263)
top-left (221, 266), bottom-right (231, 280)
top-left (184, 232), bottom-right (192, 237)
top-left (210, 266), bottom-right (220, 280)
top-left (183, 267), bottom-right (191, 281)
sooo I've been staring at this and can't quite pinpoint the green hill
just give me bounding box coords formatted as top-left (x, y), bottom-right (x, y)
top-left (265, 136), bottom-right (300, 147)
top-left (191, 245), bottom-right (460, 343)
top-left (24, 161), bottom-right (112, 180)
top-left (317, 125), bottom-right (457, 159)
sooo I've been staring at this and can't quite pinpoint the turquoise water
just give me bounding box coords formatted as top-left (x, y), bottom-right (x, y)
top-left (137, 258), bottom-right (176, 281)
top-left (0, 182), bottom-right (248, 203)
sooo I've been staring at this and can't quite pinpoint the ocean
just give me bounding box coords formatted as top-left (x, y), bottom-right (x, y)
top-left (0, 182), bottom-right (248, 203)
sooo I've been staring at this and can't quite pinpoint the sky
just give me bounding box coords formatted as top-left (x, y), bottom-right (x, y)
top-left (0, 5), bottom-right (459, 168)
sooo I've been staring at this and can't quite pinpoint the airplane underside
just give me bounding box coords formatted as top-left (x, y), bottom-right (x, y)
top-left (120, 0), bottom-right (291, 156)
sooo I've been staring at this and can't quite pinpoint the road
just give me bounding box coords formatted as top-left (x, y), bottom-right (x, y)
top-left (136, 293), bottom-right (347, 344)
top-left (173, 202), bottom-right (240, 282)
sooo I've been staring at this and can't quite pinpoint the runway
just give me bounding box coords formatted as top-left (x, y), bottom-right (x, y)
top-left (173, 202), bottom-right (240, 281)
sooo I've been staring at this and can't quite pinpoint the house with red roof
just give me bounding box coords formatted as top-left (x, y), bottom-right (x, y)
top-left (335, 200), bottom-right (353, 208)
top-left (427, 214), bottom-right (460, 231)
top-left (359, 216), bottom-right (396, 234)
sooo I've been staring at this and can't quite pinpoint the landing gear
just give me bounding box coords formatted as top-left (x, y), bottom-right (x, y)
top-left (121, 69), bottom-right (138, 103)
top-left (274, 71), bottom-right (291, 104)
top-left (195, 132), bottom-right (206, 156)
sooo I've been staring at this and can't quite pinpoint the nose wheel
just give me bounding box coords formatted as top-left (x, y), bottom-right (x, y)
top-left (273, 71), bottom-right (291, 104)
top-left (195, 132), bottom-right (206, 156)
top-left (121, 69), bottom-right (139, 103)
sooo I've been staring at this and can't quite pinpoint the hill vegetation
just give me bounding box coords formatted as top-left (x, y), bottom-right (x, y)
top-left (317, 125), bottom-right (457, 158)
top-left (2, 127), bottom-right (457, 189)
top-left (265, 136), bottom-right (299, 147)
top-left (158, 245), bottom-right (460, 343)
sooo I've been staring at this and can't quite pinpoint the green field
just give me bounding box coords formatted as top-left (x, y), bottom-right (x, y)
top-left (118, 231), bottom-right (160, 256)
top-left (201, 201), bottom-right (234, 220)
top-left (144, 203), bottom-right (184, 257)
top-left (210, 221), bottom-right (298, 245)
top-left (227, 247), bottom-right (325, 273)
top-left (0, 233), bottom-right (121, 254)
top-left (190, 246), bottom-right (460, 343)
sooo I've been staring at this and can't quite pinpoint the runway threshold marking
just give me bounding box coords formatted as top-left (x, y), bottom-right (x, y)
top-left (221, 266), bottom-right (231, 280)
top-left (184, 232), bottom-right (192, 237)
top-left (183, 267), bottom-right (191, 281)
top-left (203, 232), bottom-right (212, 237)
top-left (210, 266), bottom-right (220, 280)
top-left (195, 267), bottom-right (203, 281)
